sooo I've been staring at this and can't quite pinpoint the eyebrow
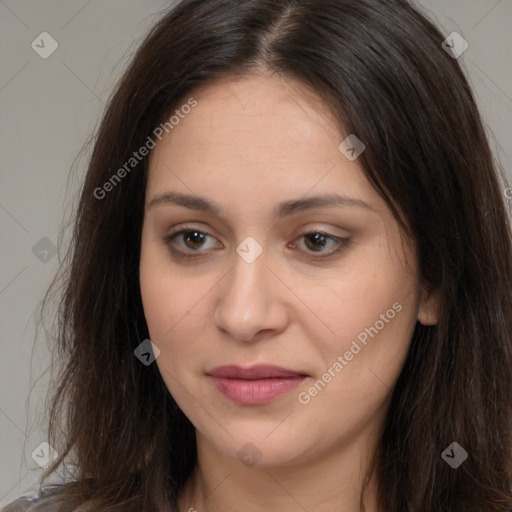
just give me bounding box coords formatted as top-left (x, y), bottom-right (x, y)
top-left (147, 191), bottom-right (378, 217)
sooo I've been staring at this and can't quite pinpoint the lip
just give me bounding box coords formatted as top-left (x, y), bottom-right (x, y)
top-left (209, 364), bottom-right (307, 379)
top-left (208, 365), bottom-right (308, 405)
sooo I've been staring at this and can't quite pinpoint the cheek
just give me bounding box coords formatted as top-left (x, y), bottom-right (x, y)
top-left (302, 256), bottom-right (417, 350)
top-left (139, 244), bottom-right (215, 369)
top-left (297, 254), bottom-right (419, 403)
top-left (312, 293), bottom-right (418, 407)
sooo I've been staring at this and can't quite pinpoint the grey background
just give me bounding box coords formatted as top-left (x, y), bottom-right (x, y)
top-left (0, 0), bottom-right (511, 506)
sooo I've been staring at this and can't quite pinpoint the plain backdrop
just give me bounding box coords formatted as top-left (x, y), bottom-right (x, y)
top-left (1, 0), bottom-right (511, 505)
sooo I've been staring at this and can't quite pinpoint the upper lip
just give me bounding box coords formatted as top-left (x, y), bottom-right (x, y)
top-left (208, 365), bottom-right (308, 380)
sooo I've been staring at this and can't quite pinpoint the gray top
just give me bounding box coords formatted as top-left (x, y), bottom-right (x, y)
top-left (1, 487), bottom-right (64, 512)
top-left (1, 492), bottom-right (40, 512)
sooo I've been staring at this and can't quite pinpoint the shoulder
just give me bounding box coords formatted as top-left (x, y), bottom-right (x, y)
top-left (1, 492), bottom-right (39, 512)
top-left (1, 486), bottom-right (67, 512)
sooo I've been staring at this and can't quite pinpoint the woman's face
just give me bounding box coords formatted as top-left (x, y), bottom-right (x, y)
top-left (139, 72), bottom-right (437, 468)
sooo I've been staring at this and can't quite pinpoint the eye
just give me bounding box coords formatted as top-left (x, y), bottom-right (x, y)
top-left (290, 230), bottom-right (351, 257)
top-left (164, 226), bottom-right (221, 259)
top-left (163, 226), bottom-right (351, 261)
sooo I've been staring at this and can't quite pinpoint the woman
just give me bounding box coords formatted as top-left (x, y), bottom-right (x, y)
top-left (3, 0), bottom-right (512, 510)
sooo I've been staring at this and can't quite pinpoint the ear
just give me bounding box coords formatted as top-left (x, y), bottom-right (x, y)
top-left (417, 285), bottom-right (440, 326)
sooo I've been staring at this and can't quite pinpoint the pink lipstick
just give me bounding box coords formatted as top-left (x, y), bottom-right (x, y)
top-left (208, 365), bottom-right (307, 405)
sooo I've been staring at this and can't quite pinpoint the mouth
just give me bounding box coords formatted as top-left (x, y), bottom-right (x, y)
top-left (207, 364), bottom-right (309, 405)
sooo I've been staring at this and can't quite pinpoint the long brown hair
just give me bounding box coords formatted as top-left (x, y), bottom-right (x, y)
top-left (24, 0), bottom-right (512, 510)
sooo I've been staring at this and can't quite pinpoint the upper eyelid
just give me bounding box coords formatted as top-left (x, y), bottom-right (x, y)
top-left (165, 224), bottom-right (344, 242)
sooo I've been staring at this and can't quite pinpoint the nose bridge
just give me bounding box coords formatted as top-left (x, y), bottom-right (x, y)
top-left (214, 237), bottom-right (285, 340)
top-left (226, 240), bottom-right (270, 310)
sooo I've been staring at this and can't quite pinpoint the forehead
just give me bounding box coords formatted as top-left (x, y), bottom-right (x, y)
top-left (191, 71), bottom-right (339, 128)
top-left (151, 72), bottom-right (343, 166)
top-left (149, 72), bottom-right (367, 181)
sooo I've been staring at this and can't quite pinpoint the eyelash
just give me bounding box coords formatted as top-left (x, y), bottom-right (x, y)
top-left (163, 224), bottom-right (351, 261)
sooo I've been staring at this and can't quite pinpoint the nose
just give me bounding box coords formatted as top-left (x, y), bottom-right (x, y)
top-left (213, 244), bottom-right (289, 342)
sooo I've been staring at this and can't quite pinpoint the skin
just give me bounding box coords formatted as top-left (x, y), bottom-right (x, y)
top-left (139, 70), bottom-right (439, 512)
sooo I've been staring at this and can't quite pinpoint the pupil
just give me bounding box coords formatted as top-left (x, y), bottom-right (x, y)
top-left (186, 231), bottom-right (205, 249)
top-left (306, 233), bottom-right (326, 251)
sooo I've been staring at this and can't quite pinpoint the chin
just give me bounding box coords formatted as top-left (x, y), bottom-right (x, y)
top-left (195, 421), bottom-right (324, 469)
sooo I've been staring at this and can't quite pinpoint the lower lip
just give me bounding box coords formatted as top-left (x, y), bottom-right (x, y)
top-left (211, 376), bottom-right (306, 405)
